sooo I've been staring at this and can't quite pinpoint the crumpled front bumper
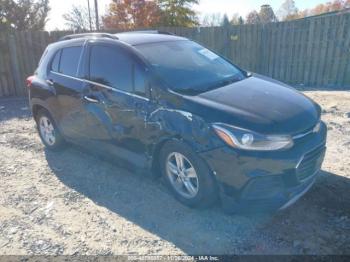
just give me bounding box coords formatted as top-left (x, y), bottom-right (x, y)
top-left (279, 175), bottom-right (316, 210)
top-left (217, 170), bottom-right (319, 213)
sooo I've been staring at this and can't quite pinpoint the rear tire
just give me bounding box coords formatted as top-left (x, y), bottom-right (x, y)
top-left (159, 140), bottom-right (218, 208)
top-left (35, 109), bottom-right (65, 151)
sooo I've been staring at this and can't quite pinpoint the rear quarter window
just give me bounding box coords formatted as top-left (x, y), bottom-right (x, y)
top-left (38, 48), bottom-right (48, 66)
top-left (51, 50), bottom-right (61, 72)
top-left (35, 48), bottom-right (49, 78)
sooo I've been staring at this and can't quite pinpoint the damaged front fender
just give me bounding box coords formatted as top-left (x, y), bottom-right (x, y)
top-left (146, 107), bottom-right (222, 154)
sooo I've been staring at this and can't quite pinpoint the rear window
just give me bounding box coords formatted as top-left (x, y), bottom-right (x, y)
top-left (59, 46), bottom-right (83, 76)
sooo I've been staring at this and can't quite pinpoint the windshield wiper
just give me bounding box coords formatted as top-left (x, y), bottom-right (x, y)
top-left (174, 88), bottom-right (202, 95)
top-left (173, 75), bottom-right (245, 96)
top-left (208, 75), bottom-right (244, 89)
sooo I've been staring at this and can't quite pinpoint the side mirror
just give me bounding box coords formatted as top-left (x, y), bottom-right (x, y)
top-left (148, 75), bottom-right (167, 103)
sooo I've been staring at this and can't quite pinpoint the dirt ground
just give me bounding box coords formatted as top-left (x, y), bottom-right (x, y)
top-left (0, 90), bottom-right (349, 255)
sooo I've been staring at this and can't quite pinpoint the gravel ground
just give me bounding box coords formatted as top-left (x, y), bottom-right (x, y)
top-left (0, 90), bottom-right (349, 255)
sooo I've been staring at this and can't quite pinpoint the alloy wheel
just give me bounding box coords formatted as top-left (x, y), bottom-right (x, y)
top-left (39, 116), bottom-right (56, 146)
top-left (166, 152), bottom-right (199, 199)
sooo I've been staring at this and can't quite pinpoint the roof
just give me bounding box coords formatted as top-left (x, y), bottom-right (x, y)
top-left (52, 32), bottom-right (188, 50)
top-left (114, 32), bottom-right (187, 46)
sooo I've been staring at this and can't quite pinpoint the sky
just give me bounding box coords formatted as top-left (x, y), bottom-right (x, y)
top-left (46, 0), bottom-right (330, 31)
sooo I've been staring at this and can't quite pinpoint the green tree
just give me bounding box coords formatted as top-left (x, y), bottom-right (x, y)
top-left (0, 0), bottom-right (50, 30)
top-left (259, 4), bottom-right (278, 23)
top-left (221, 14), bottom-right (230, 27)
top-left (158, 0), bottom-right (199, 27)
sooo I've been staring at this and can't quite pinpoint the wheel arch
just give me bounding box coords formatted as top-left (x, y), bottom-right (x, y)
top-left (151, 135), bottom-right (182, 177)
top-left (31, 103), bottom-right (63, 135)
top-left (152, 135), bottom-right (220, 207)
top-left (147, 108), bottom-right (221, 178)
top-left (150, 135), bottom-right (218, 182)
top-left (32, 104), bottom-right (47, 119)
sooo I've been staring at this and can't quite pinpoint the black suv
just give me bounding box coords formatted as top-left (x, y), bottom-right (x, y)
top-left (27, 32), bottom-right (327, 212)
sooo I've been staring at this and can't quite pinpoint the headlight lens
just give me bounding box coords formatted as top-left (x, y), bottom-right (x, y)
top-left (212, 123), bottom-right (293, 151)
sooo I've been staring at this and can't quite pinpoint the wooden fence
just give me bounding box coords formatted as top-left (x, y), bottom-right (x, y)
top-left (0, 12), bottom-right (350, 97)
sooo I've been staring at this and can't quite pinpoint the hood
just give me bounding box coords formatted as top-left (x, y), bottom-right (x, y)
top-left (181, 74), bottom-right (321, 135)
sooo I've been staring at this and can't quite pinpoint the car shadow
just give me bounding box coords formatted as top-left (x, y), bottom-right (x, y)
top-left (44, 146), bottom-right (350, 254)
top-left (0, 97), bottom-right (31, 122)
top-left (251, 170), bottom-right (350, 254)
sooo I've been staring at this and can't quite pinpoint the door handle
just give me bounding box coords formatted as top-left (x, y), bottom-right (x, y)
top-left (83, 95), bottom-right (100, 103)
top-left (46, 79), bottom-right (54, 86)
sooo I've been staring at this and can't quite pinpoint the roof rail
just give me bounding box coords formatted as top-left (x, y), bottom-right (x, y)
top-left (59, 33), bottom-right (119, 41)
top-left (120, 30), bottom-right (174, 35)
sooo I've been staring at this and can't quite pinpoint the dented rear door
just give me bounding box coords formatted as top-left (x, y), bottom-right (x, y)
top-left (81, 42), bottom-right (152, 167)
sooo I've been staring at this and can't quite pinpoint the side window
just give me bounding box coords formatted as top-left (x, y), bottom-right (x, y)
top-left (36, 48), bottom-right (49, 78)
top-left (59, 46), bottom-right (83, 76)
top-left (89, 45), bottom-right (133, 92)
top-left (51, 50), bottom-right (61, 72)
top-left (133, 64), bottom-right (147, 96)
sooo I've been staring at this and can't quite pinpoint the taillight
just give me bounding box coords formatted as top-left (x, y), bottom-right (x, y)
top-left (26, 75), bottom-right (34, 88)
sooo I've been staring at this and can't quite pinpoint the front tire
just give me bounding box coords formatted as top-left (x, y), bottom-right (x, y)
top-left (35, 109), bottom-right (65, 151)
top-left (159, 140), bottom-right (218, 208)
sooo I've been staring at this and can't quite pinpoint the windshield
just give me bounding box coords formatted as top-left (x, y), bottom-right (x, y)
top-left (135, 40), bottom-right (246, 95)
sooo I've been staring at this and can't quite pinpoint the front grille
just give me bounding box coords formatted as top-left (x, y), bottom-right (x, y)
top-left (296, 145), bottom-right (325, 181)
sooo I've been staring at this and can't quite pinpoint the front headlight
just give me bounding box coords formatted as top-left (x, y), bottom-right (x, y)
top-left (212, 123), bottom-right (293, 151)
